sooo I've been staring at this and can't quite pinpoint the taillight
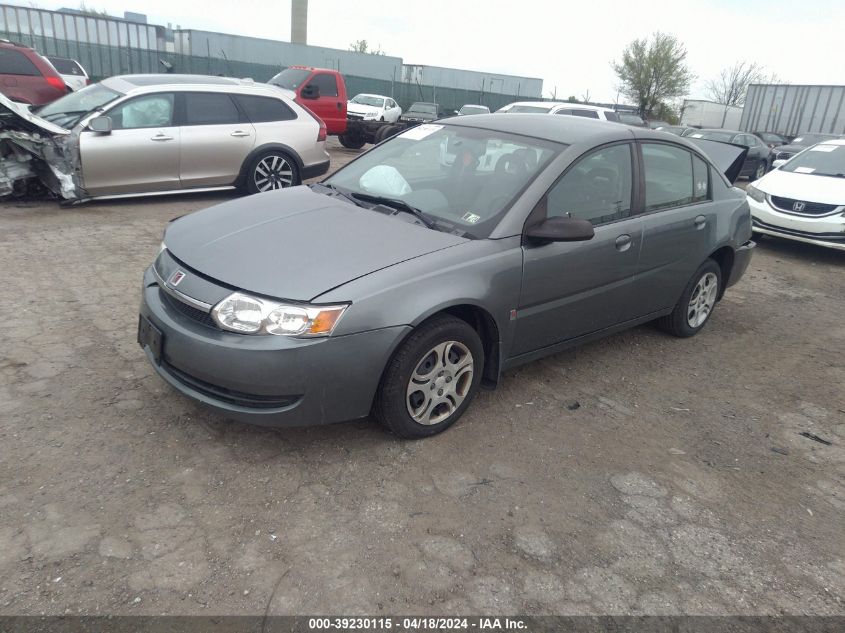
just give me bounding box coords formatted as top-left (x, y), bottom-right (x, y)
top-left (317, 120), bottom-right (327, 142)
top-left (45, 75), bottom-right (65, 91)
top-left (85, 78), bottom-right (91, 85)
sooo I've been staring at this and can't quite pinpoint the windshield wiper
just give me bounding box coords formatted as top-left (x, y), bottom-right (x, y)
top-left (348, 192), bottom-right (438, 229)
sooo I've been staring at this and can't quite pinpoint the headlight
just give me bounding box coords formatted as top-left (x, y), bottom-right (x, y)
top-left (211, 292), bottom-right (347, 336)
top-left (746, 184), bottom-right (765, 203)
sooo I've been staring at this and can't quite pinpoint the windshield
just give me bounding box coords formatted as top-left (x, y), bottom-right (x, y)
top-left (759, 133), bottom-right (780, 142)
top-left (459, 105), bottom-right (488, 115)
top-left (619, 114), bottom-right (644, 125)
top-left (324, 124), bottom-right (562, 238)
top-left (268, 68), bottom-right (311, 90)
top-left (351, 95), bottom-right (385, 107)
top-left (35, 83), bottom-right (122, 128)
top-left (507, 104), bottom-right (552, 113)
top-left (408, 103), bottom-right (437, 114)
top-left (690, 131), bottom-right (735, 143)
top-left (781, 144), bottom-right (845, 177)
top-left (792, 134), bottom-right (837, 146)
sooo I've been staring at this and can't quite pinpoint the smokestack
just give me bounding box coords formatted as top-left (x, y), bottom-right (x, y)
top-left (291, 0), bottom-right (308, 44)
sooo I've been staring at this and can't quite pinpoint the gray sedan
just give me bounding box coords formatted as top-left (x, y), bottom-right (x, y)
top-left (139, 115), bottom-right (755, 438)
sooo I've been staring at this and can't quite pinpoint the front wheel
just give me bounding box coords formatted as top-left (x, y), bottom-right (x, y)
top-left (657, 260), bottom-right (722, 338)
top-left (373, 315), bottom-right (484, 439)
top-left (245, 151), bottom-right (299, 194)
top-left (754, 161), bottom-right (766, 180)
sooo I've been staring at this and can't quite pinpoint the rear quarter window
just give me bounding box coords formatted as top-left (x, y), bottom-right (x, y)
top-left (48, 57), bottom-right (83, 75)
top-left (234, 95), bottom-right (297, 122)
top-left (0, 48), bottom-right (41, 76)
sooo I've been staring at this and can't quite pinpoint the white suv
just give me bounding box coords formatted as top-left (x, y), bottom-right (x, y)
top-left (497, 101), bottom-right (621, 122)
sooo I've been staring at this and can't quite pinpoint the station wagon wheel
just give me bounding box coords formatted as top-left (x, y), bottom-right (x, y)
top-left (245, 151), bottom-right (300, 194)
top-left (658, 259), bottom-right (722, 338)
top-left (374, 315), bottom-right (484, 439)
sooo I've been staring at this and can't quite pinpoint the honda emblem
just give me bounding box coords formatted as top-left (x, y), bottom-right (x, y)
top-left (792, 201), bottom-right (806, 212)
top-left (169, 270), bottom-right (185, 286)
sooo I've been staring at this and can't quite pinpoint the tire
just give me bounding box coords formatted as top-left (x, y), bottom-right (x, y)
top-left (373, 125), bottom-right (389, 144)
top-left (754, 161), bottom-right (766, 180)
top-left (245, 150), bottom-right (299, 194)
top-left (338, 134), bottom-right (366, 149)
top-left (382, 125), bottom-right (401, 141)
top-left (657, 259), bottom-right (722, 338)
top-left (373, 315), bottom-right (484, 439)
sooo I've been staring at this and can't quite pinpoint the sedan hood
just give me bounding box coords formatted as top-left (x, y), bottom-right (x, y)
top-left (402, 112), bottom-right (437, 121)
top-left (756, 169), bottom-right (845, 205)
top-left (0, 93), bottom-right (70, 136)
top-left (773, 143), bottom-right (804, 155)
top-left (348, 103), bottom-right (381, 116)
top-left (164, 186), bottom-right (467, 301)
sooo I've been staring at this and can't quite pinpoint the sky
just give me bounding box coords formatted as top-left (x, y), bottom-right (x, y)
top-left (24, 0), bottom-right (845, 103)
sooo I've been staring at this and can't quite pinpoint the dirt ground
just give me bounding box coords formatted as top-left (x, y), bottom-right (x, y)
top-left (1, 139), bottom-right (844, 616)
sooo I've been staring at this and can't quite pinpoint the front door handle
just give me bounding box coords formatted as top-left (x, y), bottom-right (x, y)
top-left (694, 215), bottom-right (707, 229)
top-left (151, 133), bottom-right (173, 141)
top-left (615, 234), bottom-right (632, 252)
top-left (230, 130), bottom-right (251, 137)
top-left (337, 101), bottom-right (342, 110)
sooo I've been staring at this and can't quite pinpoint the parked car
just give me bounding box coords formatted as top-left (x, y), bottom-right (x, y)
top-left (45, 56), bottom-right (89, 91)
top-left (0, 75), bottom-right (329, 201)
top-left (755, 131), bottom-right (789, 149)
top-left (770, 133), bottom-right (844, 169)
top-left (139, 114), bottom-right (753, 438)
top-left (617, 112), bottom-right (646, 127)
top-left (687, 129), bottom-right (770, 180)
top-left (646, 120), bottom-right (671, 129)
top-left (347, 93), bottom-right (402, 123)
top-left (0, 39), bottom-right (67, 105)
top-left (458, 104), bottom-right (490, 116)
top-left (497, 101), bottom-right (621, 122)
top-left (747, 139), bottom-right (845, 251)
top-left (399, 102), bottom-right (443, 124)
top-left (656, 125), bottom-right (697, 137)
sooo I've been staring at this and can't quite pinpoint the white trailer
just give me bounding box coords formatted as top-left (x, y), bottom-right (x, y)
top-left (681, 99), bottom-right (743, 129)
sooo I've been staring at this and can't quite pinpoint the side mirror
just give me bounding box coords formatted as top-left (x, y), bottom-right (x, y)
top-left (301, 84), bottom-right (320, 99)
top-left (525, 216), bottom-right (595, 243)
top-left (88, 116), bottom-right (112, 134)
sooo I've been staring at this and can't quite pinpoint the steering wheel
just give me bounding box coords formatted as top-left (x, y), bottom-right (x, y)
top-left (494, 152), bottom-right (530, 178)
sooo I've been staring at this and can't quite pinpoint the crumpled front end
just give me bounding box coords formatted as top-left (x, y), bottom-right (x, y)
top-left (0, 95), bottom-right (84, 201)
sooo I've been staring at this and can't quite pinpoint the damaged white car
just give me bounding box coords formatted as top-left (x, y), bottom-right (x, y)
top-left (0, 74), bottom-right (330, 203)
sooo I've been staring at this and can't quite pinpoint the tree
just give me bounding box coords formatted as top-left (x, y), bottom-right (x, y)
top-left (580, 89), bottom-right (591, 104)
top-left (77, 2), bottom-right (109, 16)
top-left (612, 32), bottom-right (694, 117)
top-left (348, 40), bottom-right (385, 56)
top-left (706, 62), bottom-right (765, 107)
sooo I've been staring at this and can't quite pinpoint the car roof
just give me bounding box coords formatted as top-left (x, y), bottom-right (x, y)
top-left (100, 75), bottom-right (286, 98)
top-left (443, 112), bottom-right (699, 147)
top-left (696, 128), bottom-right (743, 135)
top-left (354, 93), bottom-right (388, 99)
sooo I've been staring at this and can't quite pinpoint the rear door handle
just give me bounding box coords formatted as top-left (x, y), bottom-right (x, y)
top-left (151, 133), bottom-right (173, 141)
top-left (615, 234), bottom-right (632, 252)
top-left (694, 214), bottom-right (706, 229)
top-left (230, 130), bottom-right (251, 137)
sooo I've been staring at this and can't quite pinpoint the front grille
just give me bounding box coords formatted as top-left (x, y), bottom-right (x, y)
top-left (163, 361), bottom-right (299, 409)
top-left (776, 151), bottom-right (794, 161)
top-left (347, 113), bottom-right (364, 121)
top-left (770, 196), bottom-right (840, 216)
top-left (159, 288), bottom-right (217, 329)
top-left (753, 218), bottom-right (845, 242)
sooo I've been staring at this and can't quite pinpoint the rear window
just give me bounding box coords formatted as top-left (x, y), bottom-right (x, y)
top-left (235, 95), bottom-right (296, 122)
top-left (0, 48), bottom-right (41, 76)
top-left (508, 104), bottom-right (552, 113)
top-left (47, 57), bottom-right (83, 75)
top-left (183, 92), bottom-right (240, 126)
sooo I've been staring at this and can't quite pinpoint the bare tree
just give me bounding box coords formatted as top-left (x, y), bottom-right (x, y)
top-left (612, 32), bottom-right (695, 117)
top-left (706, 62), bottom-right (766, 107)
top-left (348, 40), bottom-right (386, 56)
top-left (580, 89), bottom-right (591, 103)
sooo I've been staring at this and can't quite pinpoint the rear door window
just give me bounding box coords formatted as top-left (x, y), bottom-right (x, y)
top-left (183, 92), bottom-right (240, 126)
top-left (604, 111), bottom-right (621, 122)
top-left (234, 94), bottom-right (296, 122)
top-left (642, 143), bottom-right (699, 211)
top-left (0, 48), bottom-right (41, 76)
top-left (569, 109), bottom-right (600, 119)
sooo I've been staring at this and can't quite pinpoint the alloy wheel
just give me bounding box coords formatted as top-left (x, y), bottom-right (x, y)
top-left (687, 272), bottom-right (718, 328)
top-left (406, 341), bottom-right (474, 425)
top-left (254, 155), bottom-right (293, 191)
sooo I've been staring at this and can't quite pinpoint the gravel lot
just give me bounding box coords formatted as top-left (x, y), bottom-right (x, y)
top-left (1, 139), bottom-right (843, 616)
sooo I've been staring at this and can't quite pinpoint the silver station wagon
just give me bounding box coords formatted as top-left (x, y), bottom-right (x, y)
top-left (140, 115), bottom-right (755, 439)
top-left (0, 74), bottom-right (329, 201)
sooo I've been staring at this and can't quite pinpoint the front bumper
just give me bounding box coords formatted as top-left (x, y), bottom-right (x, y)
top-left (139, 266), bottom-right (410, 427)
top-left (748, 197), bottom-right (845, 251)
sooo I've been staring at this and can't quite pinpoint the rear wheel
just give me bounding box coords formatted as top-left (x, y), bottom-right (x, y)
top-left (374, 315), bottom-right (484, 439)
top-left (754, 161), bottom-right (766, 180)
top-left (245, 151), bottom-right (299, 194)
top-left (658, 260), bottom-right (722, 338)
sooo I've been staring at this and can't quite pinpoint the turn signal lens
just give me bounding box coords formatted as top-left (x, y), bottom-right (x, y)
top-left (308, 307), bottom-right (346, 335)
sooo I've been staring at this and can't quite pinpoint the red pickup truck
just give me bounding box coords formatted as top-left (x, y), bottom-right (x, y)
top-left (268, 66), bottom-right (415, 149)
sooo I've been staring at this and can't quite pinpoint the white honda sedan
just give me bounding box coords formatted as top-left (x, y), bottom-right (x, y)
top-left (347, 94), bottom-right (402, 123)
top-left (746, 139), bottom-right (845, 251)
